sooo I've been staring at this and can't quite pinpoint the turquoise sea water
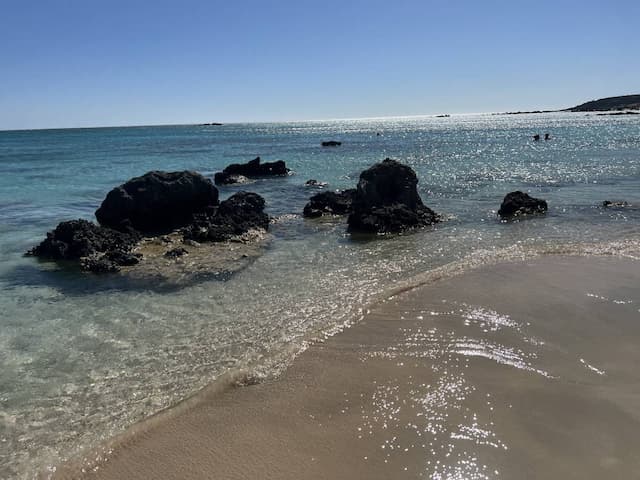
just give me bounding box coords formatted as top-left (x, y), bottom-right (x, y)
top-left (1, 113), bottom-right (639, 478)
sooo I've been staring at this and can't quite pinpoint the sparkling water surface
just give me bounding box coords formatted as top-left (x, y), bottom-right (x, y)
top-left (1, 113), bottom-right (639, 478)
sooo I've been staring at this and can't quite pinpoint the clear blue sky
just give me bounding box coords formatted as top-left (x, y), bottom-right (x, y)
top-left (1, 0), bottom-right (638, 129)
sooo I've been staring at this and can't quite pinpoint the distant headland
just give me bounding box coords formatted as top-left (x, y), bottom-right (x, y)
top-left (567, 94), bottom-right (640, 112)
top-left (497, 94), bottom-right (640, 116)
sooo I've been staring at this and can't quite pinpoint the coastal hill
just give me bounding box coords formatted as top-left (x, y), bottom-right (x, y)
top-left (568, 94), bottom-right (640, 112)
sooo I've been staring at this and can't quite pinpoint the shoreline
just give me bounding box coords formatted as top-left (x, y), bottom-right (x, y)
top-left (51, 249), bottom-right (640, 479)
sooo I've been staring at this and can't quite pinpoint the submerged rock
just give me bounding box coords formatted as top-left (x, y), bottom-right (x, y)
top-left (305, 179), bottom-right (328, 187)
top-left (602, 200), bottom-right (630, 208)
top-left (164, 247), bottom-right (188, 258)
top-left (214, 157), bottom-right (289, 185)
top-left (183, 191), bottom-right (269, 242)
top-left (303, 189), bottom-right (356, 217)
top-left (96, 171), bottom-right (219, 233)
top-left (347, 158), bottom-right (439, 234)
top-left (28, 219), bottom-right (140, 261)
top-left (498, 191), bottom-right (548, 218)
top-left (213, 173), bottom-right (252, 185)
top-left (80, 250), bottom-right (142, 273)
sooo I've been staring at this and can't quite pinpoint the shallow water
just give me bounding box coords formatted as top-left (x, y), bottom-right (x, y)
top-left (53, 256), bottom-right (640, 480)
top-left (1, 112), bottom-right (640, 477)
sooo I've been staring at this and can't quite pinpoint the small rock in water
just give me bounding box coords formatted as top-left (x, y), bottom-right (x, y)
top-left (305, 179), bottom-right (328, 187)
top-left (498, 191), bottom-right (548, 218)
top-left (27, 219), bottom-right (140, 260)
top-left (321, 141), bottom-right (342, 147)
top-left (164, 247), bottom-right (188, 258)
top-left (303, 189), bottom-right (356, 217)
top-left (182, 191), bottom-right (269, 242)
top-left (602, 200), bottom-right (630, 208)
top-left (214, 157), bottom-right (289, 185)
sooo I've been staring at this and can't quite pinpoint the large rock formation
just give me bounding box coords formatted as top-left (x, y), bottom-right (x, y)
top-left (303, 189), bottom-right (356, 217)
top-left (95, 171), bottom-right (218, 233)
top-left (498, 191), bottom-right (548, 218)
top-left (214, 157), bottom-right (289, 185)
top-left (347, 158), bottom-right (439, 234)
top-left (30, 172), bottom-right (270, 276)
top-left (183, 191), bottom-right (269, 242)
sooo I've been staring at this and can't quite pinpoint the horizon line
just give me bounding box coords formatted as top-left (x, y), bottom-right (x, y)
top-left (0, 110), bottom-right (570, 133)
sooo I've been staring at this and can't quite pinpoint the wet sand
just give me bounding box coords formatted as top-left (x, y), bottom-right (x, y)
top-left (54, 254), bottom-right (640, 479)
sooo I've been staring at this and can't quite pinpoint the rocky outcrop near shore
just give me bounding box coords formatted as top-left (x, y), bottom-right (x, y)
top-left (214, 157), bottom-right (289, 185)
top-left (30, 171), bottom-right (270, 278)
top-left (498, 191), bottom-right (548, 218)
top-left (96, 170), bottom-right (219, 233)
top-left (302, 159), bottom-right (439, 233)
top-left (347, 158), bottom-right (439, 234)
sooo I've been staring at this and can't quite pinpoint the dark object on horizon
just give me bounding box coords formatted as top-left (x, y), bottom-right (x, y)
top-left (544, 133), bottom-right (550, 140)
top-left (596, 111), bottom-right (640, 116)
top-left (436, 114), bottom-right (450, 118)
top-left (303, 189), bottom-right (357, 218)
top-left (96, 171), bottom-right (219, 234)
top-left (201, 122), bottom-right (223, 126)
top-left (376, 132), bottom-right (382, 136)
top-left (499, 110), bottom-right (556, 115)
top-left (602, 200), bottom-right (630, 208)
top-left (164, 247), bottom-right (189, 258)
top-left (498, 191), bottom-right (548, 218)
top-left (305, 179), bottom-right (328, 187)
top-left (533, 134), bottom-right (541, 141)
top-left (347, 158), bottom-right (439, 234)
top-left (567, 94), bottom-right (640, 112)
top-left (214, 157), bottom-right (289, 185)
top-left (321, 141), bottom-right (342, 147)
top-left (182, 191), bottom-right (269, 243)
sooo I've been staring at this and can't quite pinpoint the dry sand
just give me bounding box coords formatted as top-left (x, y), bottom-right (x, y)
top-left (54, 255), bottom-right (640, 479)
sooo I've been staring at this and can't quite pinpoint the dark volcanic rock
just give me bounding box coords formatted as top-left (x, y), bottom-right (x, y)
top-left (305, 179), bottom-right (328, 187)
top-left (349, 204), bottom-right (438, 234)
top-left (28, 219), bottom-right (140, 260)
top-left (214, 157), bottom-right (289, 185)
top-left (95, 171), bottom-right (219, 233)
top-left (213, 173), bottom-right (252, 185)
top-left (321, 141), bottom-right (342, 147)
top-left (498, 191), bottom-right (548, 218)
top-left (602, 200), bottom-right (630, 208)
top-left (105, 250), bottom-right (141, 266)
top-left (80, 250), bottom-right (142, 273)
top-left (183, 191), bottom-right (269, 242)
top-left (164, 247), bottom-right (188, 258)
top-left (80, 256), bottom-right (121, 273)
top-left (303, 189), bottom-right (356, 217)
top-left (347, 158), bottom-right (438, 234)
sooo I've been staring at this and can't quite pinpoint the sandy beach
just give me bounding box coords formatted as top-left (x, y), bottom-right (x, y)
top-left (52, 253), bottom-right (640, 479)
